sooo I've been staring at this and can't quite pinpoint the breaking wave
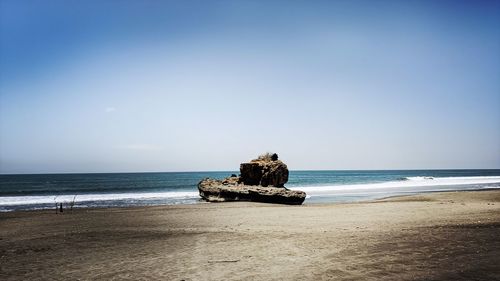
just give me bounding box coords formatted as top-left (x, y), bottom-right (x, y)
top-left (291, 176), bottom-right (500, 196)
top-left (0, 191), bottom-right (200, 208)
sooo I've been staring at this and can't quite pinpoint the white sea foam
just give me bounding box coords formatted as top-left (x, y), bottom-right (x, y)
top-left (2, 176), bottom-right (500, 208)
top-left (289, 176), bottom-right (500, 195)
top-left (0, 191), bottom-right (199, 206)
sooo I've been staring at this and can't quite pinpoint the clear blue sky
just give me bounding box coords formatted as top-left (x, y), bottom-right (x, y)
top-left (1, 0), bottom-right (499, 173)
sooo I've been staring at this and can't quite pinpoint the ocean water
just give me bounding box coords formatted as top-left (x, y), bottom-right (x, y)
top-left (1, 170), bottom-right (500, 211)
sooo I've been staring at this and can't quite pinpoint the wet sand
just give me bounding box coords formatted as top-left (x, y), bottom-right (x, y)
top-left (1, 190), bottom-right (499, 280)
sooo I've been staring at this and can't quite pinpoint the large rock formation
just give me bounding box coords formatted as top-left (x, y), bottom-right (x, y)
top-left (240, 155), bottom-right (288, 187)
top-left (198, 153), bottom-right (306, 205)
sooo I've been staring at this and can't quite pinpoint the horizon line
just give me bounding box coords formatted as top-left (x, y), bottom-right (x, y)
top-left (2, 168), bottom-right (500, 176)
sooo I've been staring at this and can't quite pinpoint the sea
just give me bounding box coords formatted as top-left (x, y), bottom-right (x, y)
top-left (1, 169), bottom-right (500, 212)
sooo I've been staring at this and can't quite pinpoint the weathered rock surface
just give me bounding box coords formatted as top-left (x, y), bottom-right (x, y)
top-left (198, 153), bottom-right (306, 205)
top-left (240, 160), bottom-right (288, 187)
top-left (198, 178), bottom-right (306, 205)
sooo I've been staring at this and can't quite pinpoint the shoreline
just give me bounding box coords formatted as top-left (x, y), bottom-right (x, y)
top-left (2, 185), bottom-right (500, 214)
top-left (2, 186), bottom-right (500, 214)
top-left (372, 186), bottom-right (500, 202)
top-left (1, 190), bottom-right (499, 280)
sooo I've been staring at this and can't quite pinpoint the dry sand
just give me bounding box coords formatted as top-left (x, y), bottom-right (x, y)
top-left (1, 190), bottom-right (499, 280)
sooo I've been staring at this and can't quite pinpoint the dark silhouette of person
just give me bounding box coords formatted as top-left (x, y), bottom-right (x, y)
top-left (59, 203), bottom-right (63, 213)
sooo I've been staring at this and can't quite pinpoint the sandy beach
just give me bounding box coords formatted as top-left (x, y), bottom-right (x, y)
top-left (1, 190), bottom-right (499, 280)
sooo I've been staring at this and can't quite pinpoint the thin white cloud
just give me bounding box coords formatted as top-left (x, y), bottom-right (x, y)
top-left (115, 144), bottom-right (164, 151)
top-left (105, 107), bottom-right (116, 113)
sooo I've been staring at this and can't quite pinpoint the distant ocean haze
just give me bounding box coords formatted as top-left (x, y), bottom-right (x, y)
top-left (1, 170), bottom-right (500, 211)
